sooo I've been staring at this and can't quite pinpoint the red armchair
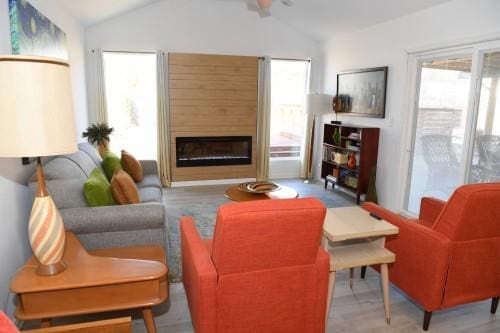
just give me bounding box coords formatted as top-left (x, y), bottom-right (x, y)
top-left (362, 183), bottom-right (500, 330)
top-left (180, 198), bottom-right (330, 333)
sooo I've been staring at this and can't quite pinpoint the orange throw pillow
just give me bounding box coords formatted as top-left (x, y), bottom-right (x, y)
top-left (111, 170), bottom-right (141, 204)
top-left (121, 150), bottom-right (144, 182)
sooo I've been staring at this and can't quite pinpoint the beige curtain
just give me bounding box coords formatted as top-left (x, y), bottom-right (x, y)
top-left (256, 56), bottom-right (272, 181)
top-left (156, 51), bottom-right (172, 187)
top-left (300, 113), bottom-right (314, 179)
top-left (93, 49), bottom-right (108, 124)
top-left (300, 59), bottom-right (313, 179)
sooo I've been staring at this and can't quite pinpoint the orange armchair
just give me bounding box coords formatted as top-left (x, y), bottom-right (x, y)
top-left (362, 183), bottom-right (500, 330)
top-left (180, 198), bottom-right (330, 333)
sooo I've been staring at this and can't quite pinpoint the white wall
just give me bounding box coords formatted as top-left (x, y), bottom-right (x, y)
top-left (86, 8), bottom-right (320, 128)
top-left (0, 0), bottom-right (88, 184)
top-left (320, 0), bottom-right (500, 210)
top-left (0, 178), bottom-right (32, 317)
top-left (0, 0), bottom-right (88, 316)
top-left (86, 0), bottom-right (322, 181)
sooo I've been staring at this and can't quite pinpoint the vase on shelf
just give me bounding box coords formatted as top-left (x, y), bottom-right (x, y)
top-left (333, 127), bottom-right (341, 146)
top-left (347, 153), bottom-right (357, 169)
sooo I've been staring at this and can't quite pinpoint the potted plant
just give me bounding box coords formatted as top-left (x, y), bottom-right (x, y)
top-left (82, 123), bottom-right (114, 157)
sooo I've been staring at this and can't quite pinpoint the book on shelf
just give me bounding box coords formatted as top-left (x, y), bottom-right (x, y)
top-left (348, 132), bottom-right (361, 140)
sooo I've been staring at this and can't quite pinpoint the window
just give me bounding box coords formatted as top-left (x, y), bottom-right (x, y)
top-left (270, 60), bottom-right (309, 161)
top-left (103, 52), bottom-right (157, 159)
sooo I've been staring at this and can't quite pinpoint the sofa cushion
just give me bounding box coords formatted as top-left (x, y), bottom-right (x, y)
top-left (111, 170), bottom-right (140, 204)
top-left (138, 186), bottom-right (162, 203)
top-left (30, 157), bottom-right (88, 183)
top-left (121, 150), bottom-right (143, 182)
top-left (78, 142), bottom-right (104, 171)
top-left (84, 168), bottom-right (115, 207)
top-left (102, 151), bottom-right (122, 181)
top-left (136, 174), bottom-right (162, 189)
top-left (62, 151), bottom-right (99, 178)
top-left (44, 179), bottom-right (88, 209)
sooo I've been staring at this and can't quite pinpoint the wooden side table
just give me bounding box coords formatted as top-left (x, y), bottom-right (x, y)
top-left (10, 232), bottom-right (168, 333)
top-left (322, 206), bottom-right (399, 324)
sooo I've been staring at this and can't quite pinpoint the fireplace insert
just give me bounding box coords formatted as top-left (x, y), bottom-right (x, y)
top-left (176, 136), bottom-right (252, 167)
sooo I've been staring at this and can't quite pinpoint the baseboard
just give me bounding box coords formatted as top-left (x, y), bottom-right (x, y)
top-left (171, 178), bottom-right (256, 187)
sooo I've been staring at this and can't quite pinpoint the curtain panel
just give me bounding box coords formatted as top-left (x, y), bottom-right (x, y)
top-left (256, 56), bottom-right (272, 181)
top-left (92, 48), bottom-right (108, 124)
top-left (157, 51), bottom-right (172, 187)
top-left (300, 59), bottom-right (314, 179)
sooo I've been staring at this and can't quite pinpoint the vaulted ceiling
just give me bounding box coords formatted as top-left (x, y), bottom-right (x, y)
top-left (56, 0), bottom-right (453, 41)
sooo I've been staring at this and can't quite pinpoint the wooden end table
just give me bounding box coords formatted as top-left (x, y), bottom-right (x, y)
top-left (322, 206), bottom-right (399, 324)
top-left (10, 232), bottom-right (168, 333)
top-left (225, 184), bottom-right (299, 202)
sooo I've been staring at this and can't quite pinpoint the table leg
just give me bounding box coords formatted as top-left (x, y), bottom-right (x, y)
top-left (380, 263), bottom-right (391, 325)
top-left (321, 236), bottom-right (329, 250)
top-left (40, 319), bottom-right (52, 328)
top-left (349, 268), bottom-right (354, 289)
top-left (142, 307), bottom-right (157, 333)
top-left (326, 270), bottom-right (336, 322)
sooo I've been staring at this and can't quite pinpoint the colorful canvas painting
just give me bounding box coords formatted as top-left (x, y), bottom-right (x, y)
top-left (9, 0), bottom-right (68, 60)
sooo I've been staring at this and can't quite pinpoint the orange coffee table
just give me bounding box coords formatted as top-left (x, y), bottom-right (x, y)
top-left (10, 232), bottom-right (168, 333)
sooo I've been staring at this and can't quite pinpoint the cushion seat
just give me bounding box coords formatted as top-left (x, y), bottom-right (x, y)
top-left (136, 174), bottom-right (162, 189)
top-left (139, 186), bottom-right (162, 203)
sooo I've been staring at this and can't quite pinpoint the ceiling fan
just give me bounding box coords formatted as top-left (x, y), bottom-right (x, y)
top-left (219, 0), bottom-right (294, 18)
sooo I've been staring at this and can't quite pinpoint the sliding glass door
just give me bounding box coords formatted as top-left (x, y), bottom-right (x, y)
top-left (405, 55), bottom-right (473, 213)
top-left (403, 43), bottom-right (500, 215)
top-left (469, 51), bottom-right (500, 184)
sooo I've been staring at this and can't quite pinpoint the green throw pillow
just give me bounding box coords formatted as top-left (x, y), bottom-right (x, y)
top-left (102, 151), bottom-right (122, 180)
top-left (84, 168), bottom-right (116, 207)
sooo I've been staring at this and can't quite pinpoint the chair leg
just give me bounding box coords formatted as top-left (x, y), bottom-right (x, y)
top-left (492, 297), bottom-right (499, 314)
top-left (361, 266), bottom-right (367, 279)
top-left (423, 311), bottom-right (432, 331)
top-left (349, 267), bottom-right (354, 289)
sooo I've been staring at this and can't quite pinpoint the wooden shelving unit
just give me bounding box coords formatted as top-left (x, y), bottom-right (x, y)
top-left (321, 123), bottom-right (380, 204)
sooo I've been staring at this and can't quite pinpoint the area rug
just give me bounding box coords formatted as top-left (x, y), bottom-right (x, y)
top-left (164, 179), bottom-right (355, 282)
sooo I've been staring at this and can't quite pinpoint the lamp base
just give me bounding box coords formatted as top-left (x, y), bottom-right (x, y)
top-left (36, 260), bottom-right (66, 276)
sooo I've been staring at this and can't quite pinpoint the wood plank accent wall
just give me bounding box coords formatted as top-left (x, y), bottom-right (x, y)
top-left (168, 53), bottom-right (259, 181)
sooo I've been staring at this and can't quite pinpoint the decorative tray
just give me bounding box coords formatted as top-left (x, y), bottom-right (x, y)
top-left (238, 181), bottom-right (281, 194)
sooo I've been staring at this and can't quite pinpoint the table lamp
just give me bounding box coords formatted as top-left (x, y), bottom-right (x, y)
top-left (0, 55), bottom-right (77, 275)
top-left (304, 93), bottom-right (332, 183)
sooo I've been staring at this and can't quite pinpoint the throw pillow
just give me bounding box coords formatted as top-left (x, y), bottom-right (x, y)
top-left (121, 150), bottom-right (144, 182)
top-left (111, 169), bottom-right (141, 204)
top-left (83, 168), bottom-right (115, 207)
top-left (102, 150), bottom-right (122, 181)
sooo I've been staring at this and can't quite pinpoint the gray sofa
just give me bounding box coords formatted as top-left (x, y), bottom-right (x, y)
top-left (28, 142), bottom-right (168, 254)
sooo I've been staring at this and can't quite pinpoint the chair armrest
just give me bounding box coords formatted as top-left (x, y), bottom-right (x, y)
top-left (140, 160), bottom-right (158, 175)
top-left (362, 202), bottom-right (452, 311)
top-left (180, 217), bottom-right (217, 333)
top-left (419, 197), bottom-right (446, 225)
top-left (59, 203), bottom-right (165, 234)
